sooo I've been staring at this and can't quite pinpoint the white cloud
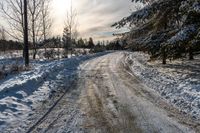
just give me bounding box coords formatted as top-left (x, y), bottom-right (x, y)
top-left (0, 0), bottom-right (133, 41)
top-left (52, 0), bottom-right (133, 41)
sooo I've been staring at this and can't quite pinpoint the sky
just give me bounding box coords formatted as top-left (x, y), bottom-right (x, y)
top-left (0, 0), bottom-right (134, 41)
top-left (51, 0), bottom-right (133, 41)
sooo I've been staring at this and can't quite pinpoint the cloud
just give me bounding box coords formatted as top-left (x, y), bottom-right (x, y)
top-left (0, 0), bottom-right (133, 41)
top-left (52, 0), bottom-right (133, 41)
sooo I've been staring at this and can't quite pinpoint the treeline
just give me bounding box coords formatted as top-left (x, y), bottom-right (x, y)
top-left (0, 40), bottom-right (23, 51)
top-left (113, 0), bottom-right (200, 64)
top-left (0, 36), bottom-right (124, 53)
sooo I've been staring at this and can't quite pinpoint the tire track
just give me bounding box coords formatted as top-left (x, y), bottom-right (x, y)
top-left (24, 52), bottom-right (197, 133)
top-left (26, 80), bottom-right (77, 133)
top-left (80, 52), bottom-right (195, 133)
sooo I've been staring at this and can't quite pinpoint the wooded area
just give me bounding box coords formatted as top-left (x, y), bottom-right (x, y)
top-left (113, 0), bottom-right (200, 64)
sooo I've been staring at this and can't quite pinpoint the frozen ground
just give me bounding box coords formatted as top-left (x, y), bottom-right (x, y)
top-left (77, 52), bottom-right (197, 133)
top-left (0, 51), bottom-right (199, 133)
top-left (0, 51), bottom-right (22, 60)
top-left (125, 52), bottom-right (200, 120)
top-left (0, 52), bottom-right (108, 132)
top-left (0, 48), bottom-right (90, 60)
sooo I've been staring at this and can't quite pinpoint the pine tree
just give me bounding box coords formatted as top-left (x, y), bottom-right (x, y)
top-left (62, 27), bottom-right (71, 58)
top-left (88, 37), bottom-right (95, 49)
top-left (113, 0), bottom-right (200, 63)
top-left (77, 38), bottom-right (85, 48)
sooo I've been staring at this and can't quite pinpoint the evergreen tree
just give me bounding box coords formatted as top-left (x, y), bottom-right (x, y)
top-left (113, 0), bottom-right (200, 64)
top-left (62, 27), bottom-right (71, 57)
top-left (77, 38), bottom-right (85, 48)
top-left (88, 37), bottom-right (95, 49)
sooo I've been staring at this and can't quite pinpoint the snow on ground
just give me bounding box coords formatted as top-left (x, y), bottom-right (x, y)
top-left (125, 52), bottom-right (200, 120)
top-left (0, 48), bottom-right (90, 61)
top-left (0, 50), bottom-right (24, 61)
top-left (0, 52), bottom-right (108, 131)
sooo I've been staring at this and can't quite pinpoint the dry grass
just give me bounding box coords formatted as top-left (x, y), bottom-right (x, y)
top-left (0, 64), bottom-right (31, 80)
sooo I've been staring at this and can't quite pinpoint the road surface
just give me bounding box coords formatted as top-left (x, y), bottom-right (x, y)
top-left (26, 52), bottom-right (198, 133)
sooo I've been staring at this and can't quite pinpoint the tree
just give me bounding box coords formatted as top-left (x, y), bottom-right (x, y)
top-left (0, 27), bottom-right (7, 53)
top-left (113, 0), bottom-right (200, 64)
top-left (88, 37), bottom-right (95, 49)
top-left (0, 27), bottom-right (6, 41)
top-left (62, 27), bottom-right (71, 57)
top-left (63, 1), bottom-right (78, 55)
top-left (41, 0), bottom-right (52, 40)
top-left (0, 0), bottom-right (24, 41)
top-left (28, 0), bottom-right (43, 59)
top-left (1, 0), bottom-right (53, 60)
top-left (24, 0), bottom-right (29, 66)
top-left (41, 0), bottom-right (52, 54)
top-left (28, 0), bottom-right (53, 59)
top-left (77, 38), bottom-right (85, 48)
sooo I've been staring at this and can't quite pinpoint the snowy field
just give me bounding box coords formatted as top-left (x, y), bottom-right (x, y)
top-left (0, 51), bottom-right (22, 60)
top-left (0, 52), bottom-right (108, 132)
top-left (0, 49), bottom-right (90, 80)
top-left (0, 48), bottom-right (90, 60)
top-left (125, 52), bottom-right (200, 120)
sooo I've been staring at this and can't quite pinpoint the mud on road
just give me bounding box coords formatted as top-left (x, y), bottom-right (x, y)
top-left (26, 52), bottom-right (199, 133)
top-left (79, 52), bottom-right (199, 133)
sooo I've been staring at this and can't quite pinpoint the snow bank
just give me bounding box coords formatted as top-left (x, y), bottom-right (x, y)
top-left (125, 52), bottom-right (200, 120)
top-left (0, 52), bottom-right (109, 131)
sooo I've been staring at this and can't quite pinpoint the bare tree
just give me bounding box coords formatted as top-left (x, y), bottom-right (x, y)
top-left (1, 0), bottom-right (53, 60)
top-left (63, 1), bottom-right (78, 56)
top-left (0, 0), bottom-right (24, 41)
top-left (41, 0), bottom-right (52, 40)
top-left (0, 26), bottom-right (6, 41)
top-left (41, 0), bottom-right (52, 54)
top-left (28, 0), bottom-right (53, 59)
top-left (28, 0), bottom-right (43, 59)
top-left (0, 26), bottom-right (7, 53)
top-left (0, 0), bottom-right (29, 65)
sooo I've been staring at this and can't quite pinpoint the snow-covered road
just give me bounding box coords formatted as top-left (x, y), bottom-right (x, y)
top-left (1, 52), bottom-right (199, 133)
top-left (78, 52), bottom-right (198, 133)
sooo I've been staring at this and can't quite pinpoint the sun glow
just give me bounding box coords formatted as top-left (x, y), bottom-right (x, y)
top-left (50, 0), bottom-right (131, 41)
top-left (51, 0), bottom-right (72, 35)
top-left (53, 0), bottom-right (71, 15)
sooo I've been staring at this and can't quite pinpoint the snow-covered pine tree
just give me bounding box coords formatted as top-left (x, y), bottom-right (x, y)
top-left (113, 0), bottom-right (200, 64)
top-left (168, 0), bottom-right (200, 60)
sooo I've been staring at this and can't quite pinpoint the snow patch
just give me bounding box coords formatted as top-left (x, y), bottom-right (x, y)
top-left (125, 52), bottom-right (200, 120)
top-left (0, 52), bottom-right (109, 131)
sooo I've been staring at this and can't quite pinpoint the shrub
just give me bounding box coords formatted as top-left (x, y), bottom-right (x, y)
top-left (0, 70), bottom-right (5, 79)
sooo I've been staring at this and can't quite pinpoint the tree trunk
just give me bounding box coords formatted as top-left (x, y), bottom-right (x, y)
top-left (189, 46), bottom-right (194, 60)
top-left (32, 14), bottom-right (37, 59)
top-left (33, 49), bottom-right (37, 59)
top-left (162, 47), bottom-right (167, 65)
top-left (43, 15), bottom-right (47, 57)
top-left (23, 48), bottom-right (25, 58)
top-left (24, 0), bottom-right (29, 67)
top-left (3, 43), bottom-right (6, 54)
top-left (32, 43), bottom-right (37, 60)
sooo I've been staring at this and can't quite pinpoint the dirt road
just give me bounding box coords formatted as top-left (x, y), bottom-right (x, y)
top-left (26, 52), bottom-right (198, 133)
